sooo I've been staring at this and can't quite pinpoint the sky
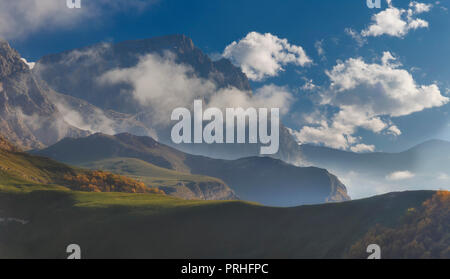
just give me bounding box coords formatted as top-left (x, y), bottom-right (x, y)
top-left (3, 0), bottom-right (450, 153)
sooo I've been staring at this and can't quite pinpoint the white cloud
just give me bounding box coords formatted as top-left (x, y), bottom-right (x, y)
top-left (387, 125), bottom-right (402, 136)
top-left (0, 0), bottom-right (156, 40)
top-left (222, 32), bottom-right (312, 81)
top-left (52, 99), bottom-right (116, 135)
top-left (409, 1), bottom-right (433, 14)
top-left (301, 78), bottom-right (317, 91)
top-left (386, 170), bottom-right (415, 180)
top-left (350, 143), bottom-right (376, 153)
top-left (20, 58), bottom-right (35, 69)
top-left (209, 85), bottom-right (293, 115)
top-left (292, 52), bottom-right (448, 151)
top-left (325, 52), bottom-right (448, 117)
top-left (361, 1), bottom-right (432, 38)
top-left (345, 28), bottom-right (367, 47)
top-left (100, 52), bottom-right (294, 125)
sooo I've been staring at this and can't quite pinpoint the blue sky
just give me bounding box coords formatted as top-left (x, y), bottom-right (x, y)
top-left (4, 0), bottom-right (450, 152)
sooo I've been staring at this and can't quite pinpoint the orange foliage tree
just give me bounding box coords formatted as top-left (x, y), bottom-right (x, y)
top-left (62, 170), bottom-right (164, 195)
top-left (346, 191), bottom-right (450, 259)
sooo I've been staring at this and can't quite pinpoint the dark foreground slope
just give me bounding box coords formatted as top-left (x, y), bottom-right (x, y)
top-left (0, 185), bottom-right (439, 259)
top-left (35, 133), bottom-right (350, 206)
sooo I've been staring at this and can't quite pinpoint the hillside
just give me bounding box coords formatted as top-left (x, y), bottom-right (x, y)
top-left (80, 157), bottom-right (238, 200)
top-left (35, 133), bottom-right (350, 206)
top-left (347, 191), bottom-right (450, 259)
top-left (0, 182), bottom-right (441, 258)
top-left (0, 135), bottom-right (163, 195)
top-left (0, 135), bottom-right (235, 201)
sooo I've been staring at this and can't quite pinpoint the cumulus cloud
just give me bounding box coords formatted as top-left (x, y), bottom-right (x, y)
top-left (222, 32), bottom-right (312, 81)
top-left (386, 170), bottom-right (416, 180)
top-left (361, 1), bottom-right (432, 38)
top-left (292, 51), bottom-right (448, 151)
top-left (100, 52), bottom-right (294, 124)
top-left (409, 1), bottom-right (433, 13)
top-left (325, 51), bottom-right (447, 117)
top-left (0, 0), bottom-right (156, 40)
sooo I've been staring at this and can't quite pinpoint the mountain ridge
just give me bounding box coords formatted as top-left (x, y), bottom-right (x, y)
top-left (35, 132), bottom-right (350, 206)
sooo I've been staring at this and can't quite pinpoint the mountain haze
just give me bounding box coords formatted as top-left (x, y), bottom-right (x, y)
top-left (300, 140), bottom-right (450, 197)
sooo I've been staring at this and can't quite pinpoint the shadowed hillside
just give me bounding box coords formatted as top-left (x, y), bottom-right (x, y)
top-left (0, 184), bottom-right (439, 259)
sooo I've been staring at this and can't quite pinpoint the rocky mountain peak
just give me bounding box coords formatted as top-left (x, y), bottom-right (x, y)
top-left (0, 39), bottom-right (90, 150)
top-left (0, 39), bottom-right (28, 79)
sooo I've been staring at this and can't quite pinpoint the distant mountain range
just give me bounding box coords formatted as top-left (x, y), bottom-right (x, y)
top-left (300, 140), bottom-right (450, 197)
top-left (34, 133), bottom-right (350, 206)
top-left (301, 139), bottom-right (450, 176)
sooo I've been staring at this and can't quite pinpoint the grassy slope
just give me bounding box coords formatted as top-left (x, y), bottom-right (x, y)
top-left (0, 148), bottom-right (76, 185)
top-left (0, 180), bottom-right (434, 259)
top-left (35, 133), bottom-right (350, 206)
top-left (79, 157), bottom-right (236, 200)
top-left (80, 157), bottom-right (227, 187)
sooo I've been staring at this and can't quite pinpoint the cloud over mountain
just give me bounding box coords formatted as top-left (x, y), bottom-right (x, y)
top-left (99, 52), bottom-right (294, 124)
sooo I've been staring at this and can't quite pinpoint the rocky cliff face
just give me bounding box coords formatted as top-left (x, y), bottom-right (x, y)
top-left (159, 180), bottom-right (238, 201)
top-left (0, 39), bottom-right (89, 149)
